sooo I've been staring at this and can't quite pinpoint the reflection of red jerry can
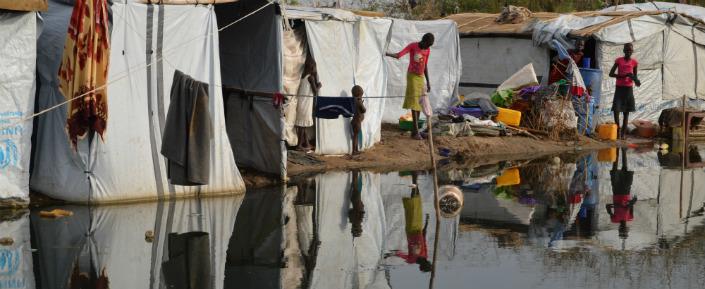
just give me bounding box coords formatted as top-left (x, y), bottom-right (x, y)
top-left (569, 193), bottom-right (583, 204)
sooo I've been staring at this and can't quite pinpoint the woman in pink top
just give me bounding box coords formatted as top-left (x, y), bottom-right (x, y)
top-left (609, 43), bottom-right (641, 139)
top-left (386, 33), bottom-right (435, 140)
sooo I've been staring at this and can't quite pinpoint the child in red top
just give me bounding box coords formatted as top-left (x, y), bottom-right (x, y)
top-left (609, 43), bottom-right (641, 139)
top-left (386, 172), bottom-right (432, 272)
top-left (387, 33), bottom-right (434, 140)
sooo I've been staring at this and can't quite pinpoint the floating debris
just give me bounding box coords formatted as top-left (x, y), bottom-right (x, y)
top-left (0, 237), bottom-right (14, 246)
top-left (39, 209), bottom-right (74, 219)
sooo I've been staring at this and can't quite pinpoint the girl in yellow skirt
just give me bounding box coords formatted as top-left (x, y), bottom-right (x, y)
top-left (387, 33), bottom-right (435, 140)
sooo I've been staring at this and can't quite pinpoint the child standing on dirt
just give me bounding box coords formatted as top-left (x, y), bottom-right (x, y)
top-left (351, 85), bottom-right (366, 155)
top-left (609, 43), bottom-right (640, 139)
top-left (386, 33), bottom-right (434, 140)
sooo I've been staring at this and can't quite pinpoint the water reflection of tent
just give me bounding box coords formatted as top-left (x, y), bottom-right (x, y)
top-left (461, 189), bottom-right (534, 227)
top-left (31, 197), bottom-right (241, 289)
top-left (0, 211), bottom-right (35, 289)
top-left (596, 154), bottom-right (705, 250)
top-left (309, 171), bottom-right (389, 289)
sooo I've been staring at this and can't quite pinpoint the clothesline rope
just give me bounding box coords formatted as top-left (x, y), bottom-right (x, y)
top-left (1, 0), bottom-right (275, 130)
top-left (220, 85), bottom-right (408, 99)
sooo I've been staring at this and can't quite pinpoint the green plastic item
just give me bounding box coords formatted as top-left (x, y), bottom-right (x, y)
top-left (491, 89), bottom-right (514, 108)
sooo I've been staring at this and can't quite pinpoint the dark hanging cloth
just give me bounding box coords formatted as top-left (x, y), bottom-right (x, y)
top-left (462, 97), bottom-right (499, 117)
top-left (315, 96), bottom-right (356, 119)
top-left (162, 232), bottom-right (212, 289)
top-left (161, 70), bottom-right (212, 186)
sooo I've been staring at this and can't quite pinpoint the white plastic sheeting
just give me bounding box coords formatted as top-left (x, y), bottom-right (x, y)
top-left (306, 18), bottom-right (392, 154)
top-left (606, 1), bottom-right (705, 23)
top-left (0, 12), bottom-right (36, 204)
top-left (384, 19), bottom-right (462, 123)
top-left (595, 31), bottom-right (665, 121)
top-left (459, 37), bottom-right (549, 95)
top-left (0, 212), bottom-right (36, 289)
top-left (31, 2), bottom-right (245, 203)
top-left (31, 197), bottom-right (242, 289)
top-left (533, 14), bottom-right (610, 47)
top-left (592, 14), bottom-right (668, 44)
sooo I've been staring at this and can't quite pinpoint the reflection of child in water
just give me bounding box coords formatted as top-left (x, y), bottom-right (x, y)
top-left (606, 148), bottom-right (637, 240)
top-left (388, 172), bottom-right (432, 272)
top-left (348, 170), bottom-right (365, 238)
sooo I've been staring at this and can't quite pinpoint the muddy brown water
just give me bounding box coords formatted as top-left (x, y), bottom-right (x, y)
top-left (2, 147), bottom-right (705, 289)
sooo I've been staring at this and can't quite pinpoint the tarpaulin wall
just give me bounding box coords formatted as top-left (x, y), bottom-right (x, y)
top-left (306, 18), bottom-right (392, 155)
top-left (216, 0), bottom-right (286, 175)
top-left (593, 14), bottom-right (705, 122)
top-left (0, 12), bottom-right (37, 205)
top-left (31, 197), bottom-right (241, 289)
top-left (459, 37), bottom-right (549, 96)
top-left (31, 1), bottom-right (244, 203)
top-left (384, 19), bottom-right (462, 123)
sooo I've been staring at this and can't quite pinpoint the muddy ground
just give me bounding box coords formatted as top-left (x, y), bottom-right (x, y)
top-left (284, 124), bottom-right (645, 180)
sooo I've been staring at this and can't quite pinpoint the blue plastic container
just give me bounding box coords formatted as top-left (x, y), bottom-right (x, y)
top-left (582, 57), bottom-right (591, 68)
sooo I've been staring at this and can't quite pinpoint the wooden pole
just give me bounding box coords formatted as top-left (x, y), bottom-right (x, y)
top-left (426, 116), bottom-right (441, 289)
top-left (680, 94), bottom-right (686, 218)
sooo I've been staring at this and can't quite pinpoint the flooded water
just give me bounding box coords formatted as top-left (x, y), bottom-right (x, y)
top-left (2, 147), bottom-right (705, 289)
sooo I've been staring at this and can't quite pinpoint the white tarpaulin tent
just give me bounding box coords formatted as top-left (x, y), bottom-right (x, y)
top-left (306, 18), bottom-right (392, 154)
top-left (31, 1), bottom-right (245, 203)
top-left (0, 11), bottom-right (38, 206)
top-left (31, 197), bottom-right (241, 289)
top-left (384, 19), bottom-right (462, 123)
top-left (218, 1), bottom-right (462, 170)
top-left (449, 4), bottom-right (705, 124)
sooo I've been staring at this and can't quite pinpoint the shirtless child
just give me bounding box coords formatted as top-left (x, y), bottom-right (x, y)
top-left (351, 85), bottom-right (366, 155)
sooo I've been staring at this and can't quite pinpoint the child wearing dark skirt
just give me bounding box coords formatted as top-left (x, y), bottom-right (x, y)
top-left (609, 43), bottom-right (641, 139)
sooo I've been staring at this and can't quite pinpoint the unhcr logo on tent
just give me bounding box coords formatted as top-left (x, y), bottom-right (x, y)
top-left (0, 139), bottom-right (18, 170)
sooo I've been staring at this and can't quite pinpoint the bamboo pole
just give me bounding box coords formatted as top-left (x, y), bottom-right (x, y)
top-left (427, 116), bottom-right (441, 289)
top-left (137, 0), bottom-right (239, 4)
top-left (680, 94), bottom-right (686, 218)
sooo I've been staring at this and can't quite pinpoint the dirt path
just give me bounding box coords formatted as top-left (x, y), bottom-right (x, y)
top-left (286, 125), bottom-right (631, 178)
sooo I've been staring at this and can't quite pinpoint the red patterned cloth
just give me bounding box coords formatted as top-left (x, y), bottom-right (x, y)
top-left (58, 0), bottom-right (110, 149)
